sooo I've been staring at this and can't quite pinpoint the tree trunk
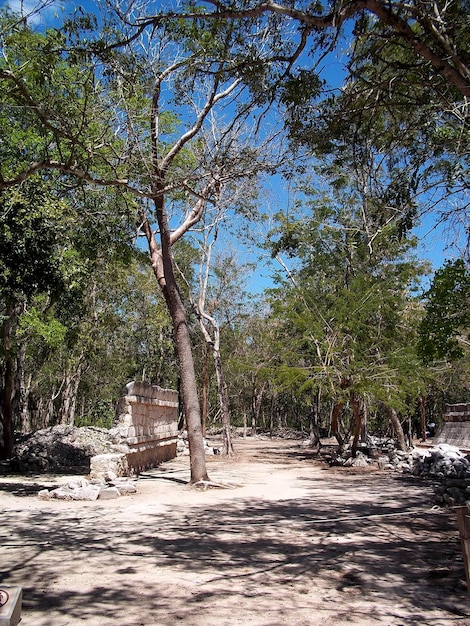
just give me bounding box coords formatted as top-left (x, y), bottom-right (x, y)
top-left (201, 345), bottom-right (209, 439)
top-left (195, 304), bottom-right (233, 456)
top-left (213, 349), bottom-right (234, 456)
top-left (251, 380), bottom-right (265, 436)
top-left (331, 400), bottom-right (344, 451)
top-left (360, 401), bottom-right (368, 443)
top-left (387, 406), bottom-right (407, 451)
top-left (420, 395), bottom-right (427, 442)
top-left (0, 302), bottom-right (17, 460)
top-left (142, 197), bottom-right (208, 484)
top-left (20, 372), bottom-right (33, 434)
top-left (15, 340), bottom-right (28, 433)
top-left (350, 395), bottom-right (362, 457)
top-left (60, 363), bottom-right (82, 426)
top-left (60, 374), bottom-right (74, 425)
top-left (308, 389), bottom-right (322, 448)
top-left (165, 277), bottom-right (208, 482)
top-left (44, 388), bottom-right (56, 427)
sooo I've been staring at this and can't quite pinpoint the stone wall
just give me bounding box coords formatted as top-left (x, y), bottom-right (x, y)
top-left (111, 381), bottom-right (179, 473)
top-left (434, 404), bottom-right (470, 450)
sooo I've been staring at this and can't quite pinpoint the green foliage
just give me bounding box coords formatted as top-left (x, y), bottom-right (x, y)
top-left (18, 304), bottom-right (67, 349)
top-left (418, 259), bottom-right (470, 363)
top-left (75, 401), bottom-right (115, 429)
top-left (0, 180), bottom-right (67, 300)
top-left (267, 171), bottom-right (429, 416)
top-left (0, 14), bottom-right (125, 186)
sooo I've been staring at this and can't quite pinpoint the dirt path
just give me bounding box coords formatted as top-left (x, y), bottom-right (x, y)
top-left (1, 436), bottom-right (469, 625)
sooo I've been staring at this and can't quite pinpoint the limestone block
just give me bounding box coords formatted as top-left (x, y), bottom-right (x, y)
top-left (99, 486), bottom-right (121, 499)
top-left (67, 478), bottom-right (89, 490)
top-left (112, 481), bottom-right (137, 495)
top-left (90, 453), bottom-right (129, 480)
top-left (118, 414), bottom-right (134, 426)
top-left (50, 487), bottom-right (74, 501)
top-left (73, 485), bottom-right (101, 501)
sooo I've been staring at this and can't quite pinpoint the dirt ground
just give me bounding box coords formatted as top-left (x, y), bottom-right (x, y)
top-left (1, 435), bottom-right (469, 626)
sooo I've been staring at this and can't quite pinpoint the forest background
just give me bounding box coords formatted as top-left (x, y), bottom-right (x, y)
top-left (0, 0), bottom-right (469, 480)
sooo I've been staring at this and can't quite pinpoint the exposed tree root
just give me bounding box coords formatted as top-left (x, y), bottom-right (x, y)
top-left (191, 479), bottom-right (239, 490)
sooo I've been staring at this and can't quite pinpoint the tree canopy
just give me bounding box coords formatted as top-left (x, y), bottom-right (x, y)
top-left (0, 0), bottom-right (469, 465)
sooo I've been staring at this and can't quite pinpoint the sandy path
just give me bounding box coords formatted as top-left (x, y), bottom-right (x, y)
top-left (1, 436), bottom-right (469, 625)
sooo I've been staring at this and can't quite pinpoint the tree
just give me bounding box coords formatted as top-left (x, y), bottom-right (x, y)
top-left (166, 0), bottom-right (469, 98)
top-left (144, 0), bottom-right (469, 246)
top-left (267, 163), bottom-right (428, 452)
top-left (418, 259), bottom-right (470, 364)
top-left (189, 235), bottom-right (235, 456)
top-left (0, 179), bottom-right (68, 458)
top-left (0, 6), bottom-right (277, 482)
top-left (19, 252), bottom-right (178, 432)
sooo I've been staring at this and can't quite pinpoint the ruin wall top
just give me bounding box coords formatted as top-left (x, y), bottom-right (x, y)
top-left (443, 404), bottom-right (470, 423)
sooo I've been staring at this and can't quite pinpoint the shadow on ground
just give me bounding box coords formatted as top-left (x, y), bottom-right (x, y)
top-left (2, 464), bottom-right (469, 625)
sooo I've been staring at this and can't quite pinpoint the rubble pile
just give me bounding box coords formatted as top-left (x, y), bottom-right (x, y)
top-left (409, 443), bottom-right (470, 507)
top-left (38, 476), bottom-right (137, 501)
top-left (326, 439), bottom-right (470, 507)
top-left (12, 425), bottom-right (129, 472)
top-left (326, 438), bottom-right (410, 471)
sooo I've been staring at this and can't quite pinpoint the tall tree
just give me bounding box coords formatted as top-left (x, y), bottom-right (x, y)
top-left (0, 179), bottom-right (68, 458)
top-left (145, 0), bottom-right (469, 245)
top-left (0, 6), bottom-right (277, 481)
top-left (418, 259), bottom-right (470, 364)
top-left (268, 167), bottom-right (428, 452)
top-left (164, 0), bottom-right (469, 98)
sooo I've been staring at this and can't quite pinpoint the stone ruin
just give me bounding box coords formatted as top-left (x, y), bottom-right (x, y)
top-left (434, 403), bottom-right (470, 449)
top-left (325, 436), bottom-right (470, 507)
top-left (10, 381), bottom-right (179, 500)
top-left (106, 380), bottom-right (179, 476)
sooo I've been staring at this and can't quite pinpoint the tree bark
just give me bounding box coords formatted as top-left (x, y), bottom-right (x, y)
top-left (15, 340), bottom-right (28, 433)
top-left (387, 406), bottom-right (407, 451)
top-left (141, 202), bottom-right (209, 484)
top-left (201, 345), bottom-right (209, 439)
top-left (193, 291), bottom-right (234, 455)
top-left (213, 348), bottom-right (233, 456)
top-left (0, 302), bottom-right (17, 460)
top-left (350, 395), bottom-right (362, 457)
top-left (251, 380), bottom-right (265, 436)
top-left (331, 400), bottom-right (344, 451)
top-left (60, 374), bottom-right (74, 425)
top-left (420, 395), bottom-right (427, 443)
top-left (308, 389), bottom-right (322, 448)
top-left (60, 363), bottom-right (82, 426)
top-left (20, 372), bottom-right (33, 434)
top-left (163, 272), bottom-right (209, 482)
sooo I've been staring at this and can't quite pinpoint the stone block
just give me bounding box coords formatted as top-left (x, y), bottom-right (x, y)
top-left (90, 453), bottom-right (129, 480)
top-left (50, 487), bottom-right (74, 501)
top-left (112, 481), bottom-right (137, 494)
top-left (38, 489), bottom-right (52, 500)
top-left (99, 486), bottom-right (121, 499)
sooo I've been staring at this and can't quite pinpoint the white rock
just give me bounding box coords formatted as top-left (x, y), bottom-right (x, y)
top-left (38, 489), bottom-right (51, 500)
top-left (98, 486), bottom-right (121, 499)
